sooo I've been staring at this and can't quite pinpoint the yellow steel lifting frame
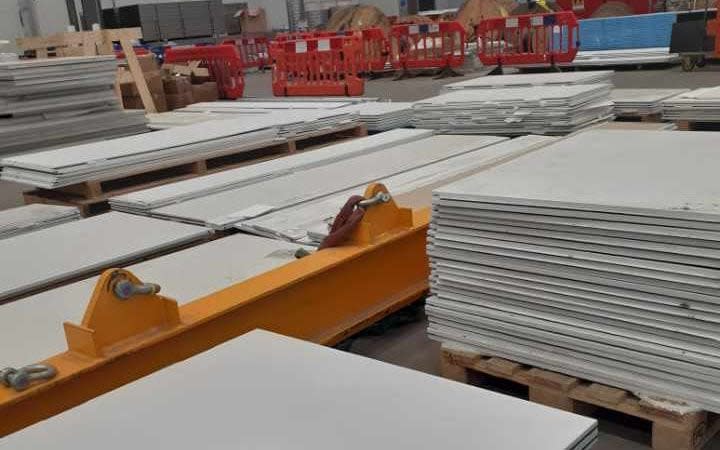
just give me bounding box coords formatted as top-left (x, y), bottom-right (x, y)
top-left (0, 183), bottom-right (430, 436)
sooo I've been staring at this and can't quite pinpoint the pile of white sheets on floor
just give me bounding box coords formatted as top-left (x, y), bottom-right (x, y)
top-left (0, 204), bottom-right (80, 239)
top-left (0, 56), bottom-right (147, 154)
top-left (338, 102), bottom-right (414, 131)
top-left (610, 88), bottom-right (688, 117)
top-left (662, 86), bottom-right (720, 122)
top-left (427, 129), bottom-right (720, 413)
top-left (444, 71), bottom-right (614, 90)
top-left (412, 84), bottom-right (613, 135)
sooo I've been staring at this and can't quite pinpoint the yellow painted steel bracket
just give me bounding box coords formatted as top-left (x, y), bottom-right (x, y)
top-left (0, 183), bottom-right (430, 436)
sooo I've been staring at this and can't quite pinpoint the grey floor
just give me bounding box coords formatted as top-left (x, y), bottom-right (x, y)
top-left (2, 63), bottom-right (719, 448)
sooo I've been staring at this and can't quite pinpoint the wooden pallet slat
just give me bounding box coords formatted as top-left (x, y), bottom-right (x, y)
top-left (440, 346), bottom-right (720, 450)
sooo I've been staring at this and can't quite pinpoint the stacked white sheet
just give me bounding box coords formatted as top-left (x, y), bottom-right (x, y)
top-left (662, 86), bottom-right (720, 122)
top-left (427, 129), bottom-right (720, 413)
top-left (0, 118), bottom-right (283, 188)
top-left (109, 129), bottom-right (434, 213)
top-left (567, 48), bottom-right (679, 67)
top-left (0, 56), bottom-right (147, 154)
top-left (412, 84), bottom-right (613, 135)
top-left (338, 102), bottom-right (414, 131)
top-left (0, 204), bottom-right (80, 239)
top-left (147, 135), bottom-right (508, 230)
top-left (240, 135), bottom-right (555, 245)
top-left (0, 211), bottom-right (211, 304)
top-left (444, 71), bottom-right (614, 90)
top-left (611, 88), bottom-right (688, 117)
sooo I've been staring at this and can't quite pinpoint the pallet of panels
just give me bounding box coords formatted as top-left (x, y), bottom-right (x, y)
top-left (611, 88), bottom-right (688, 121)
top-left (663, 87), bottom-right (720, 131)
top-left (441, 345), bottom-right (720, 450)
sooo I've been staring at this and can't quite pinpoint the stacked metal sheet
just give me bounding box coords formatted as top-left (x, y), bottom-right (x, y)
top-left (662, 86), bottom-right (720, 122)
top-left (568, 48), bottom-right (679, 67)
top-left (0, 204), bottom-right (79, 239)
top-left (412, 84), bottom-right (613, 135)
top-left (146, 135), bottom-right (508, 230)
top-left (109, 129), bottom-right (434, 213)
top-left (611, 88), bottom-right (688, 117)
top-left (0, 234), bottom-right (308, 367)
top-left (0, 56), bottom-right (147, 154)
top-left (444, 71), bottom-right (614, 90)
top-left (427, 129), bottom-right (720, 413)
top-left (240, 135), bottom-right (555, 245)
top-left (0, 118), bottom-right (283, 189)
top-left (0, 211), bottom-right (211, 304)
top-left (2, 330), bottom-right (598, 450)
top-left (339, 102), bottom-right (414, 131)
top-left (147, 107), bottom-right (358, 138)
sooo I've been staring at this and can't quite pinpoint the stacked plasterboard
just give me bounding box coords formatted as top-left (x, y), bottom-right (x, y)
top-left (0, 234), bottom-right (308, 366)
top-left (0, 211), bottom-right (211, 304)
top-left (568, 48), bottom-right (679, 67)
top-left (427, 129), bottom-right (720, 413)
top-left (0, 56), bottom-right (147, 154)
top-left (147, 108), bottom-right (358, 137)
top-left (412, 84), bottom-right (613, 135)
top-left (240, 135), bottom-right (555, 245)
top-left (186, 100), bottom-right (354, 110)
top-left (443, 71), bottom-right (614, 90)
top-left (0, 118), bottom-right (283, 189)
top-left (109, 129), bottom-right (434, 213)
top-left (338, 102), bottom-right (414, 131)
top-left (611, 88), bottom-right (688, 117)
top-left (662, 86), bottom-right (720, 122)
top-left (146, 135), bottom-right (508, 229)
top-left (0, 204), bottom-right (79, 239)
top-left (1, 330), bottom-right (598, 450)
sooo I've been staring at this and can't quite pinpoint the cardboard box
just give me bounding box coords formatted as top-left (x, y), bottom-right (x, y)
top-left (122, 92), bottom-right (168, 113)
top-left (136, 54), bottom-right (159, 73)
top-left (162, 63), bottom-right (193, 77)
top-left (163, 76), bottom-right (193, 95)
top-left (119, 70), bottom-right (164, 98)
top-left (165, 90), bottom-right (194, 111)
top-left (191, 82), bottom-right (219, 103)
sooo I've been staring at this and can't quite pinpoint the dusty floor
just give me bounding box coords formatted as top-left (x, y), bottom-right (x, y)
top-left (3, 63), bottom-right (720, 448)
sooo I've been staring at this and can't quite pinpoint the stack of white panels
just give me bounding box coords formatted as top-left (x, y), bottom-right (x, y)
top-left (148, 107), bottom-right (359, 138)
top-left (412, 84), bottom-right (613, 135)
top-left (1, 330), bottom-right (598, 450)
top-left (0, 56), bottom-right (147, 154)
top-left (148, 135), bottom-right (507, 229)
top-left (187, 100), bottom-right (354, 110)
top-left (241, 135), bottom-right (555, 245)
top-left (611, 88), bottom-right (688, 117)
top-left (0, 204), bottom-right (80, 239)
top-left (0, 118), bottom-right (282, 189)
top-left (0, 211), bottom-right (211, 304)
top-left (0, 234), bottom-right (308, 367)
top-left (427, 129), bottom-right (720, 412)
top-left (568, 48), bottom-right (679, 67)
top-left (662, 86), bottom-right (720, 122)
top-left (339, 102), bottom-right (414, 131)
top-left (444, 71), bottom-right (614, 90)
top-left (109, 129), bottom-right (434, 213)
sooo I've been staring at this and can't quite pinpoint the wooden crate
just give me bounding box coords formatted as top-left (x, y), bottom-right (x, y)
top-left (16, 28), bottom-right (141, 58)
top-left (24, 123), bottom-right (368, 216)
top-left (441, 345), bottom-right (720, 450)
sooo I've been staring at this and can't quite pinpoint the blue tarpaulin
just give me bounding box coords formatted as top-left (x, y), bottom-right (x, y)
top-left (578, 12), bottom-right (678, 50)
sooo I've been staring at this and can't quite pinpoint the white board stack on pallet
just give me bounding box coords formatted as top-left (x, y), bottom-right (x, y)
top-left (337, 102), bottom-right (414, 132)
top-left (610, 88), bottom-right (688, 118)
top-left (443, 71), bottom-right (614, 90)
top-left (0, 204), bottom-right (80, 240)
top-left (0, 56), bottom-right (147, 155)
top-left (412, 84), bottom-right (613, 135)
top-left (0, 330), bottom-right (598, 450)
top-left (427, 129), bottom-right (720, 413)
top-left (662, 86), bottom-right (720, 122)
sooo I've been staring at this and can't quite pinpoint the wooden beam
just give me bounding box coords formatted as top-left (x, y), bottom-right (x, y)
top-left (119, 39), bottom-right (157, 113)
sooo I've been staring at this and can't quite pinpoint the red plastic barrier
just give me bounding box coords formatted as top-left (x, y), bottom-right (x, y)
top-left (222, 37), bottom-right (269, 69)
top-left (164, 45), bottom-right (244, 99)
top-left (389, 21), bottom-right (465, 71)
top-left (476, 12), bottom-right (579, 67)
top-left (271, 35), bottom-right (364, 97)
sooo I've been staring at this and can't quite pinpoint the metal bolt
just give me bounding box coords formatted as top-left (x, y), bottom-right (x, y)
top-left (358, 192), bottom-right (391, 208)
top-left (1, 364), bottom-right (58, 391)
top-left (113, 280), bottom-right (161, 300)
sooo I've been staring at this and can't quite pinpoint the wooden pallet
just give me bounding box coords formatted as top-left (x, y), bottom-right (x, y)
top-left (24, 123), bottom-right (367, 216)
top-left (675, 120), bottom-right (720, 131)
top-left (615, 113), bottom-right (663, 123)
top-left (440, 345), bottom-right (720, 450)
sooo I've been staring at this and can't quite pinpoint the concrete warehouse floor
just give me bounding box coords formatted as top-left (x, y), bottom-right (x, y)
top-left (2, 64), bottom-right (720, 448)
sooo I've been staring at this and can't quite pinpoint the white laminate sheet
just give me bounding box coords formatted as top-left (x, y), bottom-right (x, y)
top-left (0, 235), bottom-right (308, 368)
top-left (444, 70), bottom-right (614, 89)
top-left (0, 212), bottom-right (212, 303)
top-left (1, 330), bottom-right (597, 450)
top-left (0, 204), bottom-right (79, 239)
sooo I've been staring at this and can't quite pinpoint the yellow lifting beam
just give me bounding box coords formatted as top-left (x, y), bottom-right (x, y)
top-left (0, 183), bottom-right (430, 437)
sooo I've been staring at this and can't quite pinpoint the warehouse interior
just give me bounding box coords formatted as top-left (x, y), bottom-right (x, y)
top-left (1, 0), bottom-right (720, 449)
